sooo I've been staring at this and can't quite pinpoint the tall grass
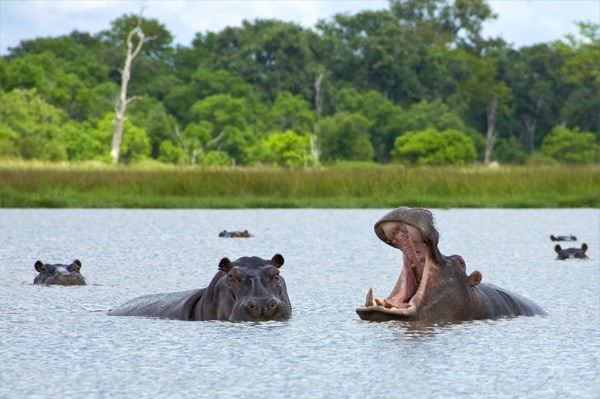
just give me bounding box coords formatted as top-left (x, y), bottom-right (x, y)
top-left (0, 161), bottom-right (598, 208)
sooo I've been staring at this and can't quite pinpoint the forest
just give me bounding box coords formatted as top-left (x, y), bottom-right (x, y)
top-left (1, 0), bottom-right (599, 168)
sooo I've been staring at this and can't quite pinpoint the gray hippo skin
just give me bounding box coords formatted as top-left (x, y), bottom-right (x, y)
top-left (356, 207), bottom-right (546, 322)
top-left (550, 235), bottom-right (577, 242)
top-left (555, 244), bottom-right (588, 260)
top-left (34, 260), bottom-right (86, 285)
top-left (109, 254), bottom-right (291, 321)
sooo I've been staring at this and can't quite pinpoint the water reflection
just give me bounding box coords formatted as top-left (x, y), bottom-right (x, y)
top-left (384, 320), bottom-right (465, 340)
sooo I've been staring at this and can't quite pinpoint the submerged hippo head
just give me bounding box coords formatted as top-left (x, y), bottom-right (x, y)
top-left (34, 260), bottom-right (86, 285)
top-left (201, 254), bottom-right (292, 322)
top-left (357, 207), bottom-right (546, 322)
top-left (555, 244), bottom-right (588, 260)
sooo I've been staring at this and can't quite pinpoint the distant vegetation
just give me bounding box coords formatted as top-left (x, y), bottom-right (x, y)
top-left (0, 162), bottom-right (598, 208)
top-left (0, 0), bottom-right (598, 169)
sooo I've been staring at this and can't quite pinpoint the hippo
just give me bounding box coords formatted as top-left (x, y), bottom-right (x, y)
top-left (34, 259), bottom-right (86, 285)
top-left (219, 230), bottom-right (251, 238)
top-left (109, 254), bottom-right (291, 321)
top-left (555, 244), bottom-right (588, 260)
top-left (356, 207), bottom-right (546, 322)
top-left (550, 235), bottom-right (577, 241)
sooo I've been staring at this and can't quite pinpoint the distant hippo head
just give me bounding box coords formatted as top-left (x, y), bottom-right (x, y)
top-left (555, 244), bottom-right (588, 260)
top-left (34, 260), bottom-right (86, 285)
top-left (550, 235), bottom-right (577, 242)
top-left (205, 254), bottom-right (292, 322)
top-left (356, 207), bottom-right (545, 322)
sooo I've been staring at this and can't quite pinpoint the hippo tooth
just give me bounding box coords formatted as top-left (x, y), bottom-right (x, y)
top-left (365, 288), bottom-right (374, 307)
top-left (383, 298), bottom-right (394, 309)
top-left (374, 297), bottom-right (383, 306)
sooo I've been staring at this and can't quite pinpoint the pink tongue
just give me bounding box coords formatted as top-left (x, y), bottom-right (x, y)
top-left (388, 265), bottom-right (418, 307)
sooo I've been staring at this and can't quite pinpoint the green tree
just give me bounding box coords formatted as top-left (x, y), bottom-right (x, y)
top-left (271, 92), bottom-right (316, 133)
top-left (319, 112), bottom-right (375, 162)
top-left (392, 128), bottom-right (476, 165)
top-left (334, 87), bottom-right (404, 162)
top-left (555, 22), bottom-right (600, 133)
top-left (539, 126), bottom-right (599, 164)
top-left (86, 113), bottom-right (151, 163)
top-left (0, 88), bottom-right (67, 160)
top-left (208, 19), bottom-right (321, 101)
top-left (247, 130), bottom-right (312, 168)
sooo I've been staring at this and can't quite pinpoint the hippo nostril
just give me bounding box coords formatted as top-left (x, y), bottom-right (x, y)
top-left (269, 300), bottom-right (278, 310)
top-left (246, 300), bottom-right (257, 312)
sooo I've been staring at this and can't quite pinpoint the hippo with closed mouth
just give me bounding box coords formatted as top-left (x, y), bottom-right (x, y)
top-left (109, 254), bottom-right (291, 321)
top-left (34, 260), bottom-right (86, 285)
top-left (356, 207), bottom-right (546, 322)
top-left (555, 244), bottom-right (588, 260)
top-left (550, 235), bottom-right (577, 242)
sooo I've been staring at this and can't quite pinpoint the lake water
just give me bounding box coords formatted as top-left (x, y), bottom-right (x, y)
top-left (1, 208), bottom-right (598, 398)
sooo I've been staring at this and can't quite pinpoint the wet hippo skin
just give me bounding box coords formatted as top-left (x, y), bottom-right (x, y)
top-left (555, 244), bottom-right (588, 260)
top-left (109, 254), bottom-right (291, 321)
top-left (356, 207), bottom-right (547, 322)
top-left (34, 260), bottom-right (86, 286)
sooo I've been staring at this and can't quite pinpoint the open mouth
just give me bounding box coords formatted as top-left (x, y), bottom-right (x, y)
top-left (357, 221), bottom-right (427, 320)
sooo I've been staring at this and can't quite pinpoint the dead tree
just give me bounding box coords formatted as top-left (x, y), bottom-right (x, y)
top-left (111, 12), bottom-right (153, 164)
top-left (484, 96), bottom-right (498, 165)
top-left (311, 72), bottom-right (324, 171)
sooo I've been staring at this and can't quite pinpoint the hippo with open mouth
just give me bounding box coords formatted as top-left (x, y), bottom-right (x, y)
top-left (34, 260), bottom-right (86, 285)
top-left (356, 207), bottom-right (546, 322)
top-left (109, 254), bottom-right (291, 322)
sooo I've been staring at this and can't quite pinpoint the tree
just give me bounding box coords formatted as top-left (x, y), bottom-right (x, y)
top-left (334, 87), bottom-right (405, 162)
top-left (111, 11), bottom-right (155, 163)
top-left (0, 88), bottom-right (68, 160)
top-left (555, 22), bottom-right (600, 133)
top-left (391, 128), bottom-right (476, 165)
top-left (247, 130), bottom-right (312, 168)
top-left (539, 126), bottom-right (599, 164)
top-left (319, 112), bottom-right (374, 162)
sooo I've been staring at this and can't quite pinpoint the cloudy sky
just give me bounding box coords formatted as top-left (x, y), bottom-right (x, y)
top-left (1, 0), bottom-right (598, 55)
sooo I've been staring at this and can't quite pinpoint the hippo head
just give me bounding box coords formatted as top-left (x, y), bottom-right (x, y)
top-left (209, 254), bottom-right (291, 322)
top-left (554, 244), bottom-right (588, 260)
top-left (356, 207), bottom-right (482, 322)
top-left (34, 260), bottom-right (86, 285)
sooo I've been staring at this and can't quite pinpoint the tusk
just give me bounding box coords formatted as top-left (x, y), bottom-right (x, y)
top-left (383, 298), bottom-right (394, 309)
top-left (374, 297), bottom-right (383, 306)
top-left (365, 288), bottom-right (374, 307)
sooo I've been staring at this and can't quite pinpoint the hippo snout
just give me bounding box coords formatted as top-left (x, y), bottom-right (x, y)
top-left (237, 297), bottom-right (289, 321)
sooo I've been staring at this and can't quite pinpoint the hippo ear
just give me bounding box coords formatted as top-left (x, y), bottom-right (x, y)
top-left (554, 245), bottom-right (562, 254)
top-left (72, 259), bottom-right (82, 269)
top-left (218, 257), bottom-right (232, 273)
top-left (272, 254), bottom-right (284, 268)
top-left (35, 261), bottom-right (44, 272)
top-left (582, 243), bottom-right (588, 253)
top-left (468, 271), bottom-right (482, 287)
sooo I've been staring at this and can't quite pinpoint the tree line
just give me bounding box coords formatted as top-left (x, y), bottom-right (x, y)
top-left (0, 0), bottom-right (598, 167)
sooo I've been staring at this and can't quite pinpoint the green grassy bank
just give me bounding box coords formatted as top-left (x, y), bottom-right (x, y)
top-left (0, 161), bottom-right (598, 208)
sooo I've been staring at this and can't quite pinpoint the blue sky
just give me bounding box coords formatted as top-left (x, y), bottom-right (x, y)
top-left (1, 0), bottom-right (599, 55)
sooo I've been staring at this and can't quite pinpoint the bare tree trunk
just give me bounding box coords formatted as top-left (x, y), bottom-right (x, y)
top-left (311, 72), bottom-right (324, 171)
top-left (484, 97), bottom-right (497, 165)
top-left (522, 115), bottom-right (537, 153)
top-left (111, 12), bottom-right (150, 164)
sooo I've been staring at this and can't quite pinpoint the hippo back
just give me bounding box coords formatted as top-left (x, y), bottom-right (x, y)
top-left (472, 283), bottom-right (547, 319)
top-left (108, 289), bottom-right (205, 319)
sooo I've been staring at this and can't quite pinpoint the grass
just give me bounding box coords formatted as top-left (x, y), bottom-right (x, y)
top-left (0, 160), bottom-right (598, 208)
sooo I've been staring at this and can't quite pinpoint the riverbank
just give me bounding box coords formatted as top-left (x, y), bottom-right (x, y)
top-left (1, 161), bottom-right (598, 208)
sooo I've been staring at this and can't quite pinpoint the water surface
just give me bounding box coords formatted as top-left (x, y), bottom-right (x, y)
top-left (1, 209), bottom-right (598, 398)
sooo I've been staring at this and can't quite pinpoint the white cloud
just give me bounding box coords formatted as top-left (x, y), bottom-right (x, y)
top-left (484, 0), bottom-right (599, 47)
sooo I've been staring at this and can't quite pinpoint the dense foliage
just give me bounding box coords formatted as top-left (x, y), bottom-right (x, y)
top-left (1, 0), bottom-right (598, 166)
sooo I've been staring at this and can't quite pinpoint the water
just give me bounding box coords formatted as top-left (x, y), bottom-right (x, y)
top-left (1, 208), bottom-right (598, 398)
